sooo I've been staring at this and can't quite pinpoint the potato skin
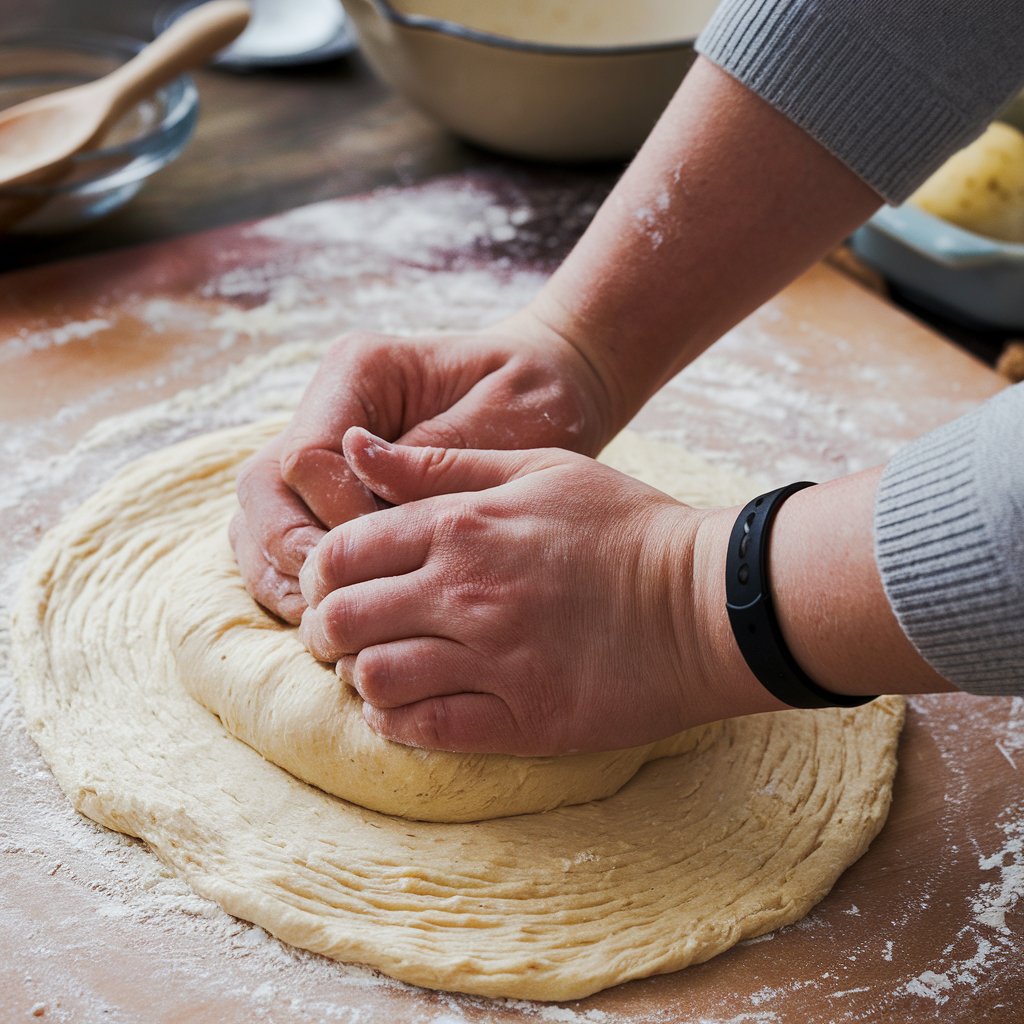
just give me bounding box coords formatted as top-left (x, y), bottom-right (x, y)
top-left (910, 121), bottom-right (1024, 243)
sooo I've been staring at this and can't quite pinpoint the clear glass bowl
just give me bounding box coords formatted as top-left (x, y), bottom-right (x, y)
top-left (0, 31), bottom-right (199, 235)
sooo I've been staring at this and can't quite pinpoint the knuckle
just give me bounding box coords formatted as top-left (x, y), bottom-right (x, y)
top-left (234, 455), bottom-right (264, 504)
top-left (416, 445), bottom-right (465, 485)
top-left (321, 593), bottom-right (358, 652)
top-left (354, 650), bottom-right (390, 705)
top-left (326, 331), bottom-right (379, 362)
top-left (422, 418), bottom-right (470, 451)
top-left (450, 573), bottom-right (503, 610)
top-left (279, 445), bottom-right (320, 488)
top-left (436, 500), bottom-right (484, 542)
top-left (412, 700), bottom-right (448, 750)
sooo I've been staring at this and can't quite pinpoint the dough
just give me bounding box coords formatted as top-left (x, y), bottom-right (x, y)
top-left (12, 418), bottom-right (905, 1000)
top-left (167, 428), bottom-right (751, 823)
top-left (910, 121), bottom-right (1024, 243)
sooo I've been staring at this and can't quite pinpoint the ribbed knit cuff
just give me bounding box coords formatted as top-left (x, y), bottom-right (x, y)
top-left (875, 386), bottom-right (1024, 696)
top-left (696, 0), bottom-right (1004, 204)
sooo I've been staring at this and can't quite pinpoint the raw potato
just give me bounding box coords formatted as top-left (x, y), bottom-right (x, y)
top-left (12, 418), bottom-right (906, 1000)
top-left (910, 122), bottom-right (1024, 243)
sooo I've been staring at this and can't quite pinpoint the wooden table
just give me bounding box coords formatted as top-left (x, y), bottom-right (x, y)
top-left (4, 0), bottom-right (1016, 366)
top-left (0, 0), bottom-right (530, 276)
top-left (1, 171), bottom-right (1021, 1022)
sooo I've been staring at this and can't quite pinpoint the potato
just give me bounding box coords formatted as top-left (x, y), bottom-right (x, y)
top-left (910, 121), bottom-right (1024, 243)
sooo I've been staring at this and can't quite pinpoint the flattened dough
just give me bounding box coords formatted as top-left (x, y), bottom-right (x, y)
top-left (12, 418), bottom-right (905, 1000)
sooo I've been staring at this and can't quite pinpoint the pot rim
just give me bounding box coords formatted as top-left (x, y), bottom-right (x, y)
top-left (369, 0), bottom-right (699, 56)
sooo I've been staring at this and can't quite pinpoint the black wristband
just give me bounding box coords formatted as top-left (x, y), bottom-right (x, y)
top-left (725, 483), bottom-right (874, 710)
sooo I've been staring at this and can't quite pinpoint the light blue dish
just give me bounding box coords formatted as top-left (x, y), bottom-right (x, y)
top-left (851, 203), bottom-right (1024, 330)
top-left (0, 32), bottom-right (199, 235)
top-left (852, 96), bottom-right (1024, 331)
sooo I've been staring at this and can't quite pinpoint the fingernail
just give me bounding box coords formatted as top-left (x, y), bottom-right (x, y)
top-left (298, 554), bottom-right (321, 608)
top-left (362, 433), bottom-right (393, 458)
top-left (284, 526), bottom-right (322, 567)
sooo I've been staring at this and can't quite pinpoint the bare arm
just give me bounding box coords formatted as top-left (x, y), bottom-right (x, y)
top-left (233, 58), bottom-right (883, 622)
top-left (526, 57), bottom-right (883, 425)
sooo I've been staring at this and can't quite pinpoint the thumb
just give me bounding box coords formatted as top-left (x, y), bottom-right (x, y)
top-left (341, 426), bottom-right (557, 505)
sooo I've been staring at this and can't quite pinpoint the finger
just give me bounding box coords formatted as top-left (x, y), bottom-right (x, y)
top-left (277, 335), bottom-right (407, 529)
top-left (396, 371), bottom-right (582, 452)
top-left (342, 427), bottom-right (560, 505)
top-left (299, 572), bottom-right (438, 662)
top-left (363, 693), bottom-right (522, 754)
top-left (298, 503), bottom-right (434, 608)
top-left (228, 512), bottom-right (306, 624)
top-left (338, 637), bottom-right (482, 709)
top-left (235, 438), bottom-right (326, 576)
top-left (279, 443), bottom-right (381, 531)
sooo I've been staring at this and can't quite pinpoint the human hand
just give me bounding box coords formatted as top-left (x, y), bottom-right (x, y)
top-left (230, 311), bottom-right (618, 624)
top-left (296, 428), bottom-right (778, 756)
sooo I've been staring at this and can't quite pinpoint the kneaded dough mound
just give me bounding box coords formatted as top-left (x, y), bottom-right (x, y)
top-left (167, 427), bottom-right (751, 823)
top-left (12, 418), bottom-right (905, 1000)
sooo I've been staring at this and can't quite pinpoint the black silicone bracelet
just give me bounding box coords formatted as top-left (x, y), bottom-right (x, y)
top-left (725, 483), bottom-right (874, 710)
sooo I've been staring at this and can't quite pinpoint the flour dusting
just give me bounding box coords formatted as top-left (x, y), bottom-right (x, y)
top-left (3, 173), bottom-right (1020, 1023)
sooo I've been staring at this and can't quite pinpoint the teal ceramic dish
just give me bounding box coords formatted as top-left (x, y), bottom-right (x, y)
top-left (851, 95), bottom-right (1024, 331)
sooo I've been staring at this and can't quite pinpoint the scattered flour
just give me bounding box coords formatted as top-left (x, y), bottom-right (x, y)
top-left (0, 317), bottom-right (111, 362)
top-left (3, 173), bottom-right (1021, 1022)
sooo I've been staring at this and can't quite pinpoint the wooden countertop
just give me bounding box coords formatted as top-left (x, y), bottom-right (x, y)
top-left (1, 0), bottom-right (534, 276)
top-left (1, 170), bottom-right (1021, 1022)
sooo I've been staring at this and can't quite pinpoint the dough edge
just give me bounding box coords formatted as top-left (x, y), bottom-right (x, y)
top-left (11, 418), bottom-right (906, 1001)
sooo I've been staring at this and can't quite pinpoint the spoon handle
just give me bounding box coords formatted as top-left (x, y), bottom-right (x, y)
top-left (96, 0), bottom-right (250, 134)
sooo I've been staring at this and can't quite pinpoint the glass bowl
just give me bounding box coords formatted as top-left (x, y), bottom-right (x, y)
top-left (0, 31), bottom-right (199, 235)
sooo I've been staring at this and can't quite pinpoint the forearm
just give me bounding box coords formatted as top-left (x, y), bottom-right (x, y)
top-left (690, 384), bottom-right (1024, 709)
top-left (528, 58), bottom-right (881, 425)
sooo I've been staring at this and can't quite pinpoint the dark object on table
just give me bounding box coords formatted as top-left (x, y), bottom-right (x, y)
top-left (997, 340), bottom-right (1024, 382)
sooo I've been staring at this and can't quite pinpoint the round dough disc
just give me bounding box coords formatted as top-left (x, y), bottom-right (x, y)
top-left (12, 418), bottom-right (905, 1001)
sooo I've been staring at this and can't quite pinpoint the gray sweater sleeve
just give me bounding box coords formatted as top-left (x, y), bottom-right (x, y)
top-left (875, 384), bottom-right (1024, 696)
top-left (694, 1), bottom-right (1024, 694)
top-left (696, 0), bottom-right (1024, 203)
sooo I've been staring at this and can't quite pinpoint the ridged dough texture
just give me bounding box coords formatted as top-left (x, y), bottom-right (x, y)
top-left (12, 418), bottom-right (905, 1000)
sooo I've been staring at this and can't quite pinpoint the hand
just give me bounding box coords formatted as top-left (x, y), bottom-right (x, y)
top-left (297, 428), bottom-right (779, 756)
top-left (230, 311), bottom-right (618, 624)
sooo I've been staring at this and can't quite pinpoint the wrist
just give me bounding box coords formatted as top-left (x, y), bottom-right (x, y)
top-left (769, 470), bottom-right (956, 697)
top-left (495, 305), bottom-right (627, 450)
top-left (513, 296), bottom-right (649, 437)
top-left (662, 504), bottom-right (787, 725)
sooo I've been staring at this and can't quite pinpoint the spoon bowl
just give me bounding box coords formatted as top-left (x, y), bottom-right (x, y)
top-left (0, 33), bottom-right (199, 235)
top-left (0, 85), bottom-right (109, 188)
top-left (0, 0), bottom-right (249, 193)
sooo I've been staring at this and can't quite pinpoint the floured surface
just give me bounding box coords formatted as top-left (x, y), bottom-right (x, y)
top-left (1, 173), bottom-right (1020, 1021)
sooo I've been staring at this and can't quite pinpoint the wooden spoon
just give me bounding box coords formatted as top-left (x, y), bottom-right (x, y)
top-left (0, 0), bottom-right (250, 191)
